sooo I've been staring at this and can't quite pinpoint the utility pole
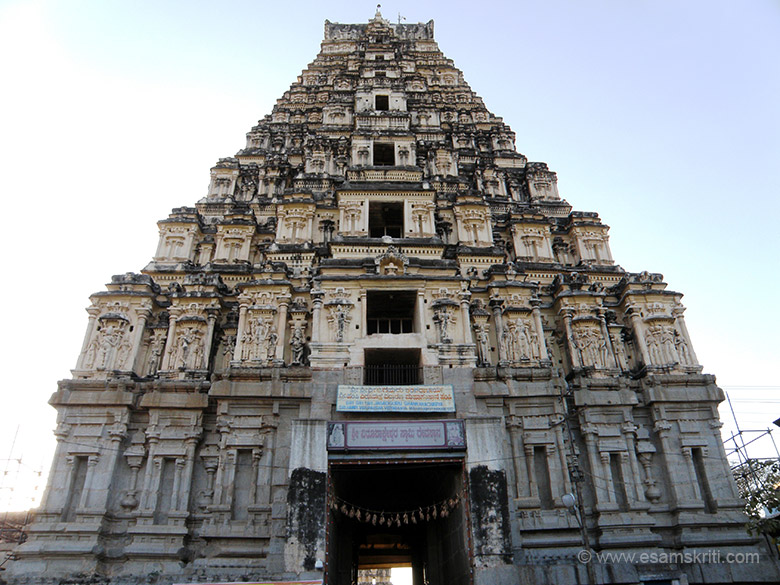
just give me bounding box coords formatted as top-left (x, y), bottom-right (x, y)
top-left (561, 379), bottom-right (599, 584)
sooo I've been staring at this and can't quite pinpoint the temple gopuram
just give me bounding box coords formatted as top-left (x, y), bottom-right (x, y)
top-left (7, 10), bottom-right (779, 585)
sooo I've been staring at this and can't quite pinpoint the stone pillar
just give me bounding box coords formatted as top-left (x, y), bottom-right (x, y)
top-left (87, 419), bottom-right (127, 512)
top-left (506, 416), bottom-right (526, 498)
top-left (76, 307), bottom-right (101, 369)
top-left (161, 310), bottom-right (180, 370)
top-left (250, 449), bottom-right (261, 504)
top-left (148, 457), bottom-right (165, 519)
top-left (256, 428), bottom-right (274, 506)
top-left (130, 309), bottom-right (151, 373)
top-left (553, 423), bottom-right (573, 497)
top-left (40, 424), bottom-right (71, 511)
top-left (202, 309), bottom-right (218, 370)
top-left (530, 297), bottom-right (547, 361)
top-left (233, 302), bottom-right (249, 364)
top-left (652, 420), bottom-right (681, 506)
top-left (626, 304), bottom-right (651, 367)
top-left (524, 443), bottom-right (537, 498)
top-left (78, 454), bottom-right (100, 510)
top-left (311, 289), bottom-right (324, 342)
top-left (561, 309), bottom-right (581, 369)
top-left (489, 297), bottom-right (506, 365)
top-left (224, 450), bottom-right (238, 509)
top-left (622, 423), bottom-right (644, 502)
top-left (171, 458), bottom-right (183, 510)
top-left (597, 309), bottom-right (617, 368)
top-left (140, 428), bottom-right (160, 511)
top-left (276, 294), bottom-right (291, 363)
top-left (682, 448), bottom-right (701, 500)
top-left (459, 288), bottom-right (472, 343)
top-left (416, 291), bottom-right (425, 337)
top-left (175, 434), bottom-right (198, 512)
top-left (600, 451), bottom-right (613, 504)
top-left (202, 458), bottom-right (218, 506)
top-left (582, 425), bottom-right (608, 506)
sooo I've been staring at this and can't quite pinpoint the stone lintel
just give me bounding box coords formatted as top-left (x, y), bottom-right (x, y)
top-left (139, 391), bottom-right (209, 409)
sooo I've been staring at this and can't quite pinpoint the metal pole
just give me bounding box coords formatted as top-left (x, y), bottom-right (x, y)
top-left (561, 378), bottom-right (598, 584)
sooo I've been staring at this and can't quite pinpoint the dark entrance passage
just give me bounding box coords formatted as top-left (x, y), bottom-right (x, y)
top-left (364, 348), bottom-right (421, 385)
top-left (327, 459), bottom-right (471, 585)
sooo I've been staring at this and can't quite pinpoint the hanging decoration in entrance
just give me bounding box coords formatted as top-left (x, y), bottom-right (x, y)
top-left (329, 493), bottom-right (461, 527)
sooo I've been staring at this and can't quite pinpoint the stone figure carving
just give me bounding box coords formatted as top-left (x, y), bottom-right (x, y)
top-left (83, 336), bottom-right (99, 370)
top-left (503, 318), bottom-right (539, 363)
top-left (176, 327), bottom-right (205, 370)
top-left (221, 334), bottom-right (236, 368)
top-left (97, 326), bottom-right (120, 370)
top-left (146, 331), bottom-right (166, 376)
top-left (328, 423), bottom-right (345, 448)
top-left (327, 305), bottom-right (351, 342)
top-left (240, 324), bottom-right (255, 361)
top-left (115, 334), bottom-right (134, 370)
top-left (432, 306), bottom-right (454, 344)
top-left (646, 325), bottom-right (674, 365)
top-left (239, 175), bottom-right (257, 200)
top-left (474, 324), bottom-right (490, 366)
top-left (673, 330), bottom-right (693, 365)
top-left (84, 324), bottom-right (131, 371)
top-left (572, 326), bottom-right (607, 368)
top-left (241, 318), bottom-right (277, 362)
top-left (610, 332), bottom-right (628, 371)
top-left (645, 324), bottom-right (693, 366)
top-left (290, 324), bottom-right (306, 365)
top-left (516, 320), bottom-right (533, 360)
top-left (503, 323), bottom-right (517, 362)
top-left (266, 330), bottom-right (278, 361)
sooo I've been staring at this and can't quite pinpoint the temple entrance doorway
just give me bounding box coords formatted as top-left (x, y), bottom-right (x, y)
top-left (327, 459), bottom-right (471, 585)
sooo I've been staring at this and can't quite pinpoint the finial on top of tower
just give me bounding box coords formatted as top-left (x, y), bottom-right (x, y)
top-left (375, 4), bottom-right (382, 19)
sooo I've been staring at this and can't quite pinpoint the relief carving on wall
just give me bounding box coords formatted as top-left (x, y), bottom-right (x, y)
top-left (174, 325), bottom-right (206, 370)
top-left (645, 323), bottom-right (694, 367)
top-left (503, 317), bottom-right (540, 364)
top-left (84, 317), bottom-right (133, 372)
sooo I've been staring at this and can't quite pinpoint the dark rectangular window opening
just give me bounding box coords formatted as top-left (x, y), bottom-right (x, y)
top-left (366, 290), bottom-right (415, 334)
top-left (364, 348), bottom-right (421, 385)
top-left (369, 201), bottom-right (403, 238)
top-left (375, 94), bottom-right (389, 110)
top-left (373, 142), bottom-right (395, 166)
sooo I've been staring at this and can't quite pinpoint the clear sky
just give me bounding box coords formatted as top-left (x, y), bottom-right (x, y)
top-left (1, 0), bottom-right (779, 512)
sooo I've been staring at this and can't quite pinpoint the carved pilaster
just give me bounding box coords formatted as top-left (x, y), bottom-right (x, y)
top-left (489, 296), bottom-right (506, 365)
top-left (626, 304), bottom-right (651, 367)
top-left (561, 308), bottom-right (581, 369)
top-left (130, 308), bottom-right (152, 373)
top-left (276, 294), bottom-right (291, 363)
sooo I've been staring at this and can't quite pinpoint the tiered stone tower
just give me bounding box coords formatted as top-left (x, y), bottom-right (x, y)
top-left (7, 11), bottom-right (778, 585)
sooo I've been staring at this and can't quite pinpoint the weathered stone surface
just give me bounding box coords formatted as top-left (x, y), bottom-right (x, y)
top-left (6, 9), bottom-right (780, 585)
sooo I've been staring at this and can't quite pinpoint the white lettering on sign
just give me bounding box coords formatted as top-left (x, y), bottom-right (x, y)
top-left (336, 385), bottom-right (455, 412)
top-left (327, 420), bottom-right (466, 451)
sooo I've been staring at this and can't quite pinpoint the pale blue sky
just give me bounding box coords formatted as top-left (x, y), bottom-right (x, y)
top-left (1, 0), bottom-right (779, 508)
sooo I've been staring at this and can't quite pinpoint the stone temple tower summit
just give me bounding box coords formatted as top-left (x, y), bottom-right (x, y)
top-left (7, 11), bottom-right (779, 585)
